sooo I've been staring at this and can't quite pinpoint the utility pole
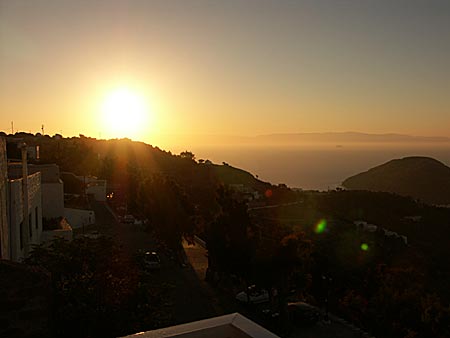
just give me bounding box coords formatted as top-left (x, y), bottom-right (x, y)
top-left (41, 124), bottom-right (44, 135)
top-left (11, 121), bottom-right (14, 134)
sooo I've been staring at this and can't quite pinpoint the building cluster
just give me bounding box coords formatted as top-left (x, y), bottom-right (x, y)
top-left (0, 137), bottom-right (106, 262)
top-left (354, 220), bottom-right (408, 245)
top-left (228, 183), bottom-right (262, 203)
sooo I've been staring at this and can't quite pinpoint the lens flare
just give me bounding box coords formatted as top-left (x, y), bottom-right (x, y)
top-left (361, 243), bottom-right (369, 251)
top-left (314, 219), bottom-right (327, 234)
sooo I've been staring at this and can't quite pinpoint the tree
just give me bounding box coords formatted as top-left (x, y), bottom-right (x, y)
top-left (421, 294), bottom-right (450, 338)
top-left (369, 265), bottom-right (424, 337)
top-left (138, 174), bottom-right (195, 256)
top-left (179, 151), bottom-right (195, 161)
top-left (25, 237), bottom-right (171, 338)
top-left (206, 186), bottom-right (255, 283)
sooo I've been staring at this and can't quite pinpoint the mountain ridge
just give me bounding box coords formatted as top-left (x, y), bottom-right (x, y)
top-left (254, 132), bottom-right (450, 143)
top-left (342, 156), bottom-right (450, 205)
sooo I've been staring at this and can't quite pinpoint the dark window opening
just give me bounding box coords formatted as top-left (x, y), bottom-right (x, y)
top-left (35, 207), bottom-right (38, 229)
top-left (29, 214), bottom-right (32, 238)
top-left (20, 221), bottom-right (23, 249)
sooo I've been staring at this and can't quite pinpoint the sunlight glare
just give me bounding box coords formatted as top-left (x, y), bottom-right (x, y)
top-left (101, 87), bottom-right (150, 139)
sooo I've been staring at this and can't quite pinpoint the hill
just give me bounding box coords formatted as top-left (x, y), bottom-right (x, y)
top-left (4, 133), bottom-right (272, 220)
top-left (342, 156), bottom-right (450, 205)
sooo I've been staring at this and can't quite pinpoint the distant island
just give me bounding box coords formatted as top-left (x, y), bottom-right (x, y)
top-left (254, 132), bottom-right (450, 145)
top-left (342, 156), bottom-right (450, 205)
top-left (169, 131), bottom-right (450, 148)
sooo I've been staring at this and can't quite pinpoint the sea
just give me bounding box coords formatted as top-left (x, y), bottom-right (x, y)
top-left (189, 144), bottom-right (450, 191)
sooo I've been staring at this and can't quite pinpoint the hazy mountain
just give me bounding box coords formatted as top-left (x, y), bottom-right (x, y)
top-left (172, 132), bottom-right (450, 148)
top-left (342, 156), bottom-right (450, 205)
top-left (254, 132), bottom-right (450, 145)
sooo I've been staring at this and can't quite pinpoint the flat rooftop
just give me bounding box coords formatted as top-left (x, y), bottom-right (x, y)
top-left (123, 313), bottom-right (279, 338)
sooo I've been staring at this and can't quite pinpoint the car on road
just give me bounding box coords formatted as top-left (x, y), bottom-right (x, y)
top-left (142, 251), bottom-right (161, 270)
top-left (235, 285), bottom-right (269, 304)
top-left (123, 214), bottom-right (135, 224)
top-left (287, 301), bottom-right (321, 326)
top-left (83, 231), bottom-right (100, 239)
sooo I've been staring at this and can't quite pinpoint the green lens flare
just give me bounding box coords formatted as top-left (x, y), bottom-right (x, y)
top-left (361, 243), bottom-right (369, 251)
top-left (315, 219), bottom-right (327, 234)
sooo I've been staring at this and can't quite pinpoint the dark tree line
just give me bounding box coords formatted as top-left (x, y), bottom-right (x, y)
top-left (25, 237), bottom-right (172, 338)
top-left (205, 189), bottom-right (450, 338)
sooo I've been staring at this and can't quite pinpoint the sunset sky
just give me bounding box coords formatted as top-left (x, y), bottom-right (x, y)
top-left (1, 0), bottom-right (450, 148)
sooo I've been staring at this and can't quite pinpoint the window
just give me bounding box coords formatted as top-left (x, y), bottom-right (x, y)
top-left (19, 221), bottom-right (23, 249)
top-left (29, 214), bottom-right (32, 238)
top-left (35, 207), bottom-right (38, 229)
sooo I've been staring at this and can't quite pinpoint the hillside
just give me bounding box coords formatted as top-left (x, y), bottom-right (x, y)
top-left (4, 133), bottom-right (272, 219)
top-left (342, 156), bottom-right (450, 205)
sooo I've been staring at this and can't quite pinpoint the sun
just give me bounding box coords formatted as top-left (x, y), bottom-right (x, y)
top-left (101, 87), bottom-right (150, 139)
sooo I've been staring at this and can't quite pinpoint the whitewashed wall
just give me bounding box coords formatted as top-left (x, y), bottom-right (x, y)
top-left (8, 173), bottom-right (42, 261)
top-left (64, 208), bottom-right (95, 229)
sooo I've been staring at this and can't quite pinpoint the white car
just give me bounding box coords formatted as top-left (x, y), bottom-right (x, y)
top-left (143, 251), bottom-right (161, 270)
top-left (123, 215), bottom-right (135, 224)
top-left (235, 285), bottom-right (269, 304)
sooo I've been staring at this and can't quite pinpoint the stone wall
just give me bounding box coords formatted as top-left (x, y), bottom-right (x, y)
top-left (8, 173), bottom-right (43, 261)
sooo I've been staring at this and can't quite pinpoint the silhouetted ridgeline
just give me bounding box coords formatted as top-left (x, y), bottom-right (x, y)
top-left (4, 133), bottom-right (273, 219)
top-left (342, 156), bottom-right (450, 205)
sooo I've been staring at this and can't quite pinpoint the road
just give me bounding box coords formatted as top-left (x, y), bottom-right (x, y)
top-left (77, 202), bottom-right (372, 337)
top-left (182, 236), bottom-right (372, 338)
top-left (248, 201), bottom-right (303, 212)
top-left (75, 201), bottom-right (219, 325)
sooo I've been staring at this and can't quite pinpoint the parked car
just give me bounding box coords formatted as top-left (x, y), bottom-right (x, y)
top-left (83, 231), bottom-right (100, 239)
top-left (235, 285), bottom-right (269, 304)
top-left (142, 251), bottom-right (161, 270)
top-left (123, 214), bottom-right (135, 224)
top-left (287, 301), bottom-right (321, 326)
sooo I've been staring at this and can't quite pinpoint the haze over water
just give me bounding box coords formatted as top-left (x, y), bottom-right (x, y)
top-left (187, 143), bottom-right (450, 190)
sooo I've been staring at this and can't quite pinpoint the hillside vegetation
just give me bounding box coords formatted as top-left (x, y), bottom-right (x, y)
top-left (342, 156), bottom-right (450, 205)
top-left (5, 132), bottom-right (272, 219)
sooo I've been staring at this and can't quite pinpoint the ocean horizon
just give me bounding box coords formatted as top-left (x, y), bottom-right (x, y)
top-left (188, 144), bottom-right (450, 191)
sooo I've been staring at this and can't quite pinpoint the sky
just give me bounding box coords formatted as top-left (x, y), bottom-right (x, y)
top-left (1, 0), bottom-right (450, 148)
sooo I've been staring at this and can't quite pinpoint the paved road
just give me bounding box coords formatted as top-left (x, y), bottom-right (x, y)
top-left (248, 201), bottom-right (303, 212)
top-left (79, 202), bottom-right (371, 337)
top-left (75, 202), bottom-right (218, 326)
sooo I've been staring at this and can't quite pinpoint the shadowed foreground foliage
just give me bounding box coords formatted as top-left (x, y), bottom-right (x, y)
top-left (25, 237), bottom-right (172, 338)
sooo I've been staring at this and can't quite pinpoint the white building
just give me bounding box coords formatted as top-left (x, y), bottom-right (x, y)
top-left (64, 207), bottom-right (95, 229)
top-left (8, 163), bottom-right (64, 219)
top-left (123, 313), bottom-right (279, 338)
top-left (77, 175), bottom-right (107, 202)
top-left (7, 172), bottom-right (43, 261)
top-left (0, 138), bottom-right (9, 259)
top-left (41, 217), bottom-right (72, 243)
